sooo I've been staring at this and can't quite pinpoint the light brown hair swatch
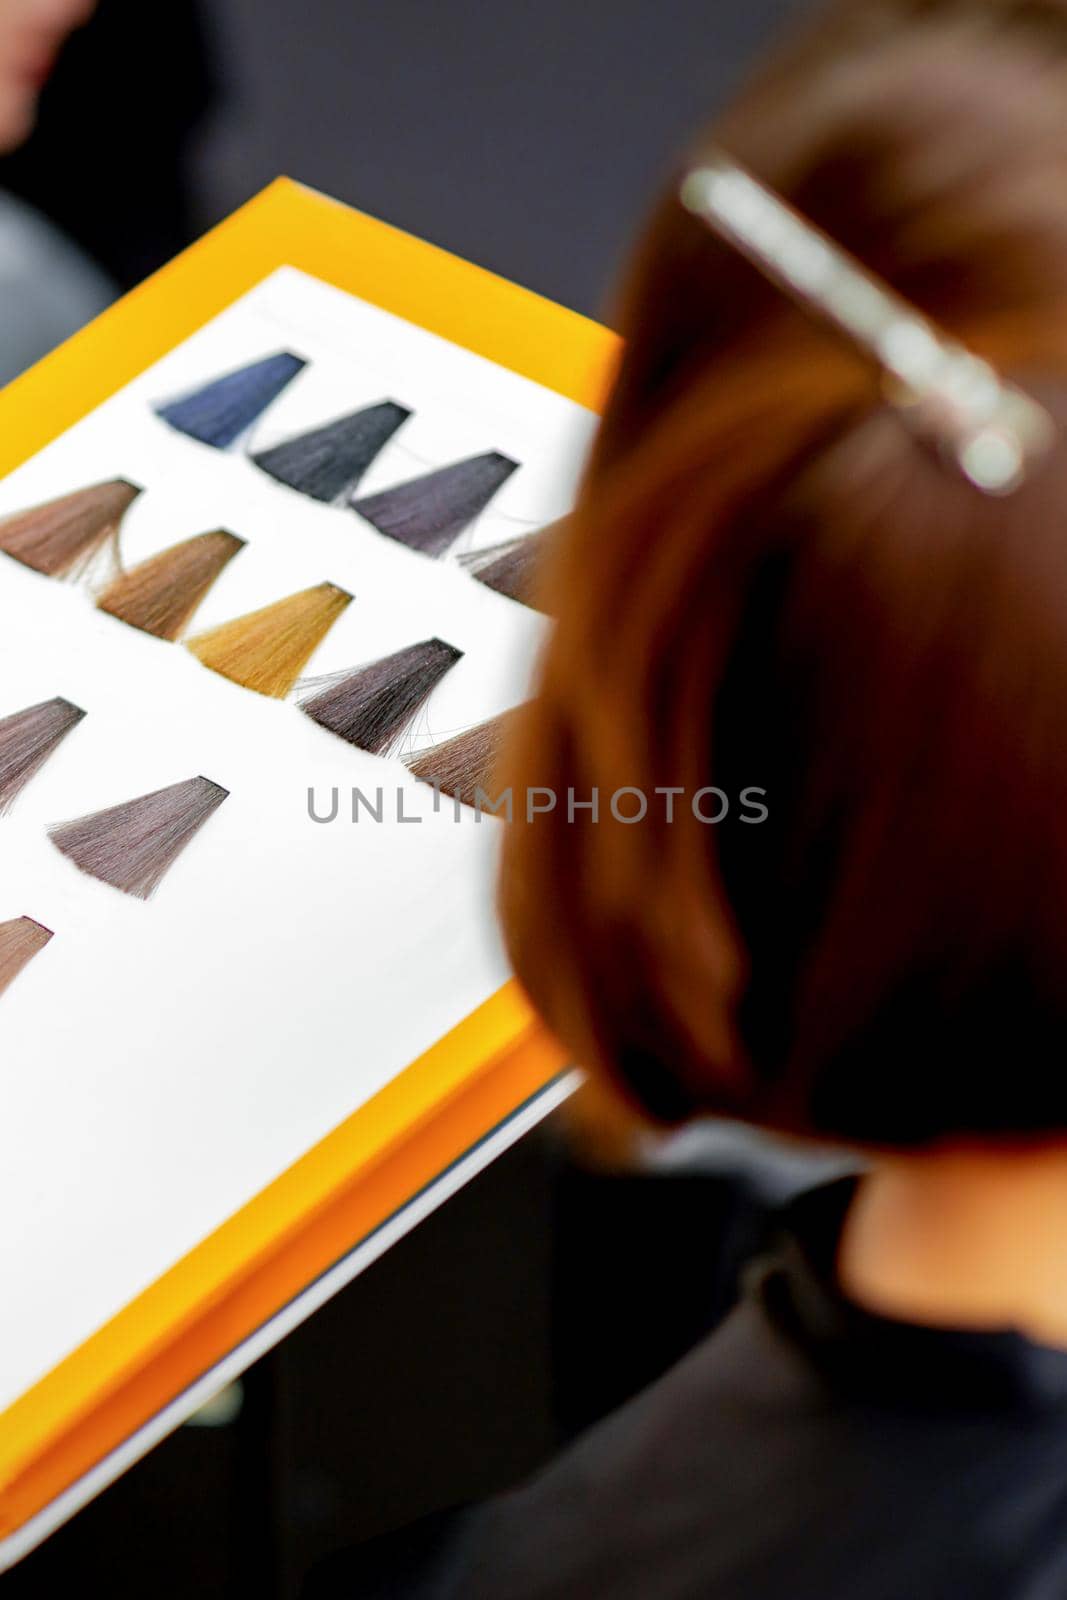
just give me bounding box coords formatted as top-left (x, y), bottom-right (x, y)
top-left (0, 917), bottom-right (53, 997)
top-left (0, 696), bottom-right (86, 814)
top-left (186, 581), bottom-right (353, 697)
top-left (406, 709), bottom-right (519, 808)
top-left (49, 775), bottom-right (229, 900)
top-left (96, 529), bottom-right (246, 640)
top-left (0, 479), bottom-right (141, 576)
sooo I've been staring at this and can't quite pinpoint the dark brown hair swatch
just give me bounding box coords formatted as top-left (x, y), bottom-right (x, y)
top-left (351, 451), bottom-right (519, 557)
top-left (0, 479), bottom-right (141, 576)
top-left (252, 400), bottom-right (411, 503)
top-left (186, 582), bottom-right (353, 698)
top-left (406, 710), bottom-right (519, 808)
top-left (458, 525), bottom-right (553, 610)
top-left (96, 529), bottom-right (246, 640)
top-left (155, 352), bottom-right (306, 448)
top-left (0, 917), bottom-right (53, 997)
top-left (300, 637), bottom-right (463, 756)
top-left (49, 775), bottom-right (229, 899)
top-left (0, 696), bottom-right (86, 814)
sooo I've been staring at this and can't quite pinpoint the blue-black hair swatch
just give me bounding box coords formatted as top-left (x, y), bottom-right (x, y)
top-left (252, 400), bottom-right (411, 503)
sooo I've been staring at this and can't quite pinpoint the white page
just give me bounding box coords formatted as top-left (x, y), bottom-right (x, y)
top-left (0, 267), bottom-right (596, 1414)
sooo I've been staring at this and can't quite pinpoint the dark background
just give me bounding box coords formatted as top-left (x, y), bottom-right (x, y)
top-left (2, 0), bottom-right (800, 317)
top-left (0, 1), bottom-right (802, 1592)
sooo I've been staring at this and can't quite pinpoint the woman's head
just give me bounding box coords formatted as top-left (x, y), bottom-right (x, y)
top-left (500, 15), bottom-right (1067, 1149)
top-left (0, 0), bottom-right (94, 151)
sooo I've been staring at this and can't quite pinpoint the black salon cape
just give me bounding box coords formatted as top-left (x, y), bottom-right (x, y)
top-left (306, 1180), bottom-right (1067, 1598)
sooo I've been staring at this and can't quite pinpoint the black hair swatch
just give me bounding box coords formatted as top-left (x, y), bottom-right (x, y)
top-left (300, 637), bottom-right (463, 756)
top-left (252, 400), bottom-right (411, 503)
top-left (351, 450), bottom-right (518, 557)
top-left (458, 527), bottom-right (549, 610)
top-left (0, 697), bottom-right (86, 813)
top-left (49, 775), bottom-right (229, 899)
top-left (155, 351), bottom-right (306, 448)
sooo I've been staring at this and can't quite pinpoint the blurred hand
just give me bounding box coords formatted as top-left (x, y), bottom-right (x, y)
top-left (0, 0), bottom-right (95, 151)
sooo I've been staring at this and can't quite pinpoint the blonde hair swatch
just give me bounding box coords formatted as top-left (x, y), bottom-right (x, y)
top-left (0, 917), bottom-right (53, 997)
top-left (49, 775), bottom-right (229, 899)
top-left (406, 710), bottom-right (518, 808)
top-left (0, 479), bottom-right (141, 576)
top-left (96, 529), bottom-right (246, 640)
top-left (300, 637), bottom-right (463, 755)
top-left (186, 582), bottom-right (353, 698)
top-left (0, 696), bottom-right (86, 814)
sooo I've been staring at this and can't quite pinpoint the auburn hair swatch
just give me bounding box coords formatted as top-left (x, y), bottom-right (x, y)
top-left (352, 450), bottom-right (519, 557)
top-left (252, 400), bottom-right (411, 503)
top-left (0, 479), bottom-right (141, 577)
top-left (458, 524), bottom-right (553, 610)
top-left (300, 636), bottom-right (463, 756)
top-left (186, 581), bottom-right (353, 698)
top-left (96, 529), bottom-right (245, 640)
top-left (49, 775), bottom-right (229, 899)
top-left (0, 916), bottom-right (53, 997)
top-left (154, 351), bottom-right (306, 448)
top-left (0, 696), bottom-right (86, 813)
top-left (407, 710), bottom-right (517, 808)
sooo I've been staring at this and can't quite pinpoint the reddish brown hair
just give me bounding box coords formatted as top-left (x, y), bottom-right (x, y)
top-left (500, 18), bottom-right (1067, 1147)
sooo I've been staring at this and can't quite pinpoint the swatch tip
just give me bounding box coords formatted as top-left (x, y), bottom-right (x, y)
top-left (195, 776), bottom-right (231, 800)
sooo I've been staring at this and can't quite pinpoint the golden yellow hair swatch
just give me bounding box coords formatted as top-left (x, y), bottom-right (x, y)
top-left (97, 529), bottom-right (246, 640)
top-left (186, 581), bottom-right (352, 697)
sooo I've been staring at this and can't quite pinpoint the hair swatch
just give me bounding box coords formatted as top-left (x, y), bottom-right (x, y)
top-left (96, 529), bottom-right (245, 640)
top-left (352, 450), bottom-right (518, 557)
top-left (154, 351), bottom-right (306, 448)
top-left (0, 917), bottom-right (53, 997)
top-left (301, 637), bottom-right (463, 756)
top-left (252, 400), bottom-right (411, 503)
top-left (0, 479), bottom-right (141, 577)
top-left (186, 581), bottom-right (352, 698)
top-left (0, 696), bottom-right (86, 814)
top-left (458, 525), bottom-right (553, 610)
top-left (49, 775), bottom-right (228, 899)
top-left (406, 710), bottom-right (518, 808)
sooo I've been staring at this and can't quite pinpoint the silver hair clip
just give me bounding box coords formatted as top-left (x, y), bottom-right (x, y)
top-left (679, 152), bottom-right (1055, 495)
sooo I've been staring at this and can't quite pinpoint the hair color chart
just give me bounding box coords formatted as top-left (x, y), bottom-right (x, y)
top-left (0, 265), bottom-right (595, 1417)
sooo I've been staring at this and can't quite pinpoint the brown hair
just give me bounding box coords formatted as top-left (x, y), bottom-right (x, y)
top-left (96, 529), bottom-right (245, 640)
top-left (500, 17), bottom-right (1067, 1147)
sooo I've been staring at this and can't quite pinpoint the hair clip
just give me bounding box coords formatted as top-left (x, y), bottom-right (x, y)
top-left (679, 152), bottom-right (1055, 495)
